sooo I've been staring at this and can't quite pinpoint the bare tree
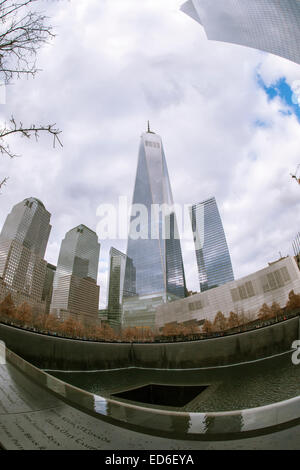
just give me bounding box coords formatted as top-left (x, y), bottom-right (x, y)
top-left (0, 0), bottom-right (62, 185)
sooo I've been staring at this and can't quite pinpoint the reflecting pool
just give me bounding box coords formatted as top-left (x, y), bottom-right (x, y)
top-left (49, 351), bottom-right (300, 412)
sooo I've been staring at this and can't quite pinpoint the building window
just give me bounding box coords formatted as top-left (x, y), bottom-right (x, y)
top-left (145, 140), bottom-right (160, 149)
top-left (231, 280), bottom-right (256, 302)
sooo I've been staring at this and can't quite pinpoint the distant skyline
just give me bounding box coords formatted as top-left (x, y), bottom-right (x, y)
top-left (0, 0), bottom-right (300, 308)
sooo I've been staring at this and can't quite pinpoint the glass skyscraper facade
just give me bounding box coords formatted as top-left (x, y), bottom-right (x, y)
top-left (42, 263), bottom-right (56, 314)
top-left (0, 197), bottom-right (51, 258)
top-left (50, 225), bottom-right (100, 324)
top-left (293, 233), bottom-right (300, 257)
top-left (107, 247), bottom-right (128, 329)
top-left (293, 232), bottom-right (300, 269)
top-left (0, 198), bottom-right (51, 307)
top-left (122, 127), bottom-right (186, 328)
top-left (181, 0), bottom-right (300, 65)
top-left (190, 197), bottom-right (234, 292)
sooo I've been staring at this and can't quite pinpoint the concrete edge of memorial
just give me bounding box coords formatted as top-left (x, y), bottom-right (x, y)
top-left (2, 347), bottom-right (300, 441)
top-left (0, 316), bottom-right (300, 370)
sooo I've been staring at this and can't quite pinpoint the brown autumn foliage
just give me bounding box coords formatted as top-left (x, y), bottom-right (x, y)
top-left (161, 322), bottom-right (200, 338)
top-left (101, 323), bottom-right (117, 341)
top-left (139, 327), bottom-right (155, 341)
top-left (32, 314), bottom-right (46, 330)
top-left (0, 294), bottom-right (15, 318)
top-left (90, 323), bottom-right (116, 341)
top-left (185, 324), bottom-right (200, 335)
top-left (161, 323), bottom-right (178, 337)
top-left (85, 325), bottom-right (98, 340)
top-left (270, 301), bottom-right (282, 319)
top-left (44, 313), bottom-right (60, 332)
top-left (258, 303), bottom-right (273, 321)
top-left (174, 323), bottom-right (187, 336)
top-left (1, 289), bottom-right (300, 342)
top-left (59, 317), bottom-right (82, 337)
top-left (238, 310), bottom-right (254, 326)
top-left (135, 328), bottom-right (147, 341)
top-left (15, 302), bottom-right (33, 325)
top-left (71, 319), bottom-right (85, 338)
top-left (121, 328), bottom-right (133, 341)
top-left (202, 319), bottom-right (213, 334)
top-left (285, 290), bottom-right (300, 312)
top-left (213, 311), bottom-right (227, 332)
top-left (120, 326), bottom-right (155, 342)
top-left (257, 301), bottom-right (283, 321)
top-left (227, 311), bottom-right (239, 329)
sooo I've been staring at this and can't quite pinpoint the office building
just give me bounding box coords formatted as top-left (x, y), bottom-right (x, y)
top-left (0, 197), bottom-right (51, 312)
top-left (181, 0), bottom-right (300, 65)
top-left (122, 125), bottom-right (186, 328)
top-left (293, 232), bottom-right (300, 268)
top-left (50, 225), bottom-right (100, 326)
top-left (41, 263), bottom-right (56, 314)
top-left (107, 247), bottom-right (127, 328)
top-left (190, 197), bottom-right (234, 292)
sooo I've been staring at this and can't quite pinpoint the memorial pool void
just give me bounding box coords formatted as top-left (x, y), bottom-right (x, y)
top-left (111, 384), bottom-right (209, 407)
top-left (1, 316), bottom-right (300, 449)
top-left (1, 348), bottom-right (300, 449)
top-left (49, 352), bottom-right (300, 412)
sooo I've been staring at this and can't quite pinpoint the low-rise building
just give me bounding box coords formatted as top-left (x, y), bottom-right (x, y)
top-left (155, 256), bottom-right (300, 329)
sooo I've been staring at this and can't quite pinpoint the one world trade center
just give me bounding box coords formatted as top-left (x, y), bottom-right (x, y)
top-left (122, 124), bottom-right (186, 328)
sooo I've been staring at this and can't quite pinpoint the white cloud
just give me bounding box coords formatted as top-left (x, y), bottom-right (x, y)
top-left (0, 0), bottom-right (299, 308)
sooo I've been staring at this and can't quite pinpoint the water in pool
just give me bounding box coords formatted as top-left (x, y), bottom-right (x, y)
top-left (48, 351), bottom-right (300, 412)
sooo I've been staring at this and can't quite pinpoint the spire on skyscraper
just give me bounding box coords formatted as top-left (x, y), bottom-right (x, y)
top-left (147, 120), bottom-right (155, 134)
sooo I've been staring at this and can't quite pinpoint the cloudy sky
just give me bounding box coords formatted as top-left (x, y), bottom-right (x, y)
top-left (0, 0), bottom-right (300, 307)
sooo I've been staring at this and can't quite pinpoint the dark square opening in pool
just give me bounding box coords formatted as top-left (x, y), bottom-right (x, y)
top-left (112, 383), bottom-right (208, 407)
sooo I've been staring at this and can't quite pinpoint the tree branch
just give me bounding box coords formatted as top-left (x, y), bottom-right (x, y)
top-left (0, 116), bottom-right (62, 158)
top-left (0, 0), bottom-right (55, 84)
top-left (0, 1), bottom-right (61, 192)
top-left (0, 176), bottom-right (8, 190)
